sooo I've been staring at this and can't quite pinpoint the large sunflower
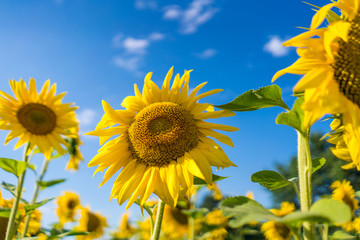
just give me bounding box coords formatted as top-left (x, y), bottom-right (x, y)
top-left (0, 79), bottom-right (78, 159)
top-left (272, 0), bottom-right (360, 169)
top-left (87, 67), bottom-right (237, 208)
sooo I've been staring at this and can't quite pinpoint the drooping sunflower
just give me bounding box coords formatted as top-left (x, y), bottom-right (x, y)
top-left (76, 207), bottom-right (108, 240)
top-left (261, 202), bottom-right (295, 240)
top-left (161, 203), bottom-right (189, 239)
top-left (87, 67), bottom-right (238, 208)
top-left (65, 128), bottom-right (84, 171)
top-left (56, 191), bottom-right (81, 226)
top-left (272, 0), bottom-right (360, 169)
top-left (0, 79), bottom-right (78, 159)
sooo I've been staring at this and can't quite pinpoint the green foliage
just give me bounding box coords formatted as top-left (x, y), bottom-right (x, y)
top-left (183, 208), bottom-right (209, 218)
top-left (0, 208), bottom-right (12, 218)
top-left (23, 198), bottom-right (54, 215)
top-left (330, 230), bottom-right (356, 239)
top-left (194, 174), bottom-right (227, 185)
top-left (276, 97), bottom-right (306, 135)
top-left (312, 157), bottom-right (326, 174)
top-left (215, 85), bottom-right (289, 112)
top-left (270, 133), bottom-right (360, 207)
top-left (219, 196), bottom-right (276, 228)
top-left (0, 158), bottom-right (35, 178)
top-left (310, 199), bottom-right (351, 225)
top-left (251, 170), bottom-right (291, 190)
top-left (37, 179), bottom-right (66, 190)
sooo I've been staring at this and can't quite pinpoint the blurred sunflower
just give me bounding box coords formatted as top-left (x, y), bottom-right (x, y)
top-left (76, 207), bottom-right (108, 240)
top-left (204, 209), bottom-right (228, 240)
top-left (261, 202), bottom-right (295, 240)
top-left (87, 67), bottom-right (237, 208)
top-left (161, 203), bottom-right (189, 239)
top-left (0, 79), bottom-right (78, 159)
top-left (65, 128), bottom-right (84, 171)
top-left (207, 183), bottom-right (223, 201)
top-left (56, 191), bottom-right (81, 226)
top-left (112, 212), bottom-right (137, 239)
top-left (272, 0), bottom-right (360, 169)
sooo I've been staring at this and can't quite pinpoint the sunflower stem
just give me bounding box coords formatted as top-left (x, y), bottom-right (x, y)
top-left (297, 131), bottom-right (315, 240)
top-left (21, 157), bottom-right (49, 237)
top-left (151, 199), bottom-right (165, 240)
top-left (5, 143), bottom-right (31, 240)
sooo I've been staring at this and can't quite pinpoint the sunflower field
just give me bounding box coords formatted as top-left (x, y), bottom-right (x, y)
top-left (1, 0), bottom-right (360, 240)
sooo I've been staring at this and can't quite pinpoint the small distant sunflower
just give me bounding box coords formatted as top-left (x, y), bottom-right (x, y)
top-left (205, 228), bottom-right (228, 240)
top-left (112, 212), bottom-right (137, 239)
top-left (65, 128), bottom-right (84, 171)
top-left (76, 207), bottom-right (108, 240)
top-left (19, 209), bottom-right (42, 236)
top-left (0, 79), bottom-right (78, 159)
top-left (261, 202), bottom-right (295, 240)
top-left (272, 0), bottom-right (360, 169)
top-left (87, 67), bottom-right (238, 208)
top-left (205, 209), bottom-right (228, 226)
top-left (56, 191), bottom-right (81, 226)
top-left (207, 183), bottom-right (223, 201)
top-left (161, 203), bottom-right (189, 239)
top-left (331, 180), bottom-right (358, 214)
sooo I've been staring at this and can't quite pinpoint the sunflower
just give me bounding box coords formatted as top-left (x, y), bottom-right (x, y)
top-left (261, 202), bottom-right (295, 240)
top-left (112, 212), bottom-right (137, 239)
top-left (272, 0), bottom-right (360, 169)
top-left (160, 203), bottom-right (189, 239)
top-left (207, 183), bottom-right (223, 201)
top-left (205, 209), bottom-right (227, 226)
top-left (76, 206), bottom-right (108, 240)
top-left (205, 228), bottom-right (228, 240)
top-left (0, 79), bottom-right (78, 159)
top-left (56, 191), bottom-right (81, 226)
top-left (87, 67), bottom-right (237, 208)
top-left (65, 128), bottom-right (84, 171)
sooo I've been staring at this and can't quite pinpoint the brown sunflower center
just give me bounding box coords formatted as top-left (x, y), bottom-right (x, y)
top-left (17, 103), bottom-right (56, 135)
top-left (170, 208), bottom-right (188, 226)
top-left (67, 200), bottom-right (77, 210)
top-left (274, 222), bottom-right (291, 239)
top-left (333, 13), bottom-right (360, 107)
top-left (87, 212), bottom-right (100, 232)
top-left (127, 102), bottom-right (199, 167)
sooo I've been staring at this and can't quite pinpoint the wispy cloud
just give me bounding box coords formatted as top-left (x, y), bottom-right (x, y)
top-left (195, 48), bottom-right (217, 59)
top-left (163, 0), bottom-right (219, 34)
top-left (263, 36), bottom-right (290, 57)
top-left (134, 0), bottom-right (157, 10)
top-left (78, 108), bottom-right (97, 127)
top-left (112, 32), bottom-right (165, 73)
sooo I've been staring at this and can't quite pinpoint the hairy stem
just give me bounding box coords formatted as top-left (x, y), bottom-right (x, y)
top-left (151, 199), bottom-right (165, 240)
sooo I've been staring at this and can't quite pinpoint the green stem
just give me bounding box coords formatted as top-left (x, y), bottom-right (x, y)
top-left (21, 157), bottom-right (49, 237)
top-left (297, 131), bottom-right (315, 240)
top-left (151, 199), bottom-right (165, 240)
top-left (143, 203), bottom-right (155, 236)
top-left (189, 188), bottom-right (199, 240)
top-left (322, 224), bottom-right (328, 240)
top-left (5, 143), bottom-right (31, 240)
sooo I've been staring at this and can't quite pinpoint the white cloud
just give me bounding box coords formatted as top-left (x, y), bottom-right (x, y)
top-left (163, 5), bottom-right (182, 20)
top-left (113, 56), bottom-right (141, 72)
top-left (163, 0), bottom-right (219, 34)
top-left (78, 108), bottom-right (97, 127)
top-left (135, 0), bottom-right (157, 10)
top-left (196, 48), bottom-right (217, 59)
top-left (122, 37), bottom-right (150, 54)
top-left (149, 32), bottom-right (165, 41)
top-left (263, 36), bottom-right (290, 57)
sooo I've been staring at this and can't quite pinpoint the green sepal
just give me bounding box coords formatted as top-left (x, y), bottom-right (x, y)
top-left (215, 85), bottom-right (289, 112)
top-left (251, 170), bottom-right (290, 190)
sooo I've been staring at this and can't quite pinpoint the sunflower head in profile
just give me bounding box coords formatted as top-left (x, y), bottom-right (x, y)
top-left (0, 79), bottom-right (78, 159)
top-left (87, 67), bottom-right (238, 208)
top-left (56, 191), bottom-right (81, 226)
top-left (76, 207), bottom-right (108, 240)
top-left (160, 203), bottom-right (189, 239)
top-left (331, 180), bottom-right (358, 214)
top-left (272, 0), bottom-right (360, 169)
top-left (65, 128), bottom-right (84, 171)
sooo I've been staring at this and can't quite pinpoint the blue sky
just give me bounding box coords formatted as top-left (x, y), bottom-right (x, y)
top-left (0, 0), bottom-right (332, 234)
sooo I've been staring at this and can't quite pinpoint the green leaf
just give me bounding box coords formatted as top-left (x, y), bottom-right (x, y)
top-left (37, 179), bottom-right (66, 190)
top-left (276, 97), bottom-right (306, 135)
top-left (24, 198), bottom-right (54, 215)
top-left (251, 170), bottom-right (290, 190)
top-left (310, 199), bottom-right (352, 224)
top-left (194, 174), bottom-right (228, 185)
top-left (280, 210), bottom-right (330, 224)
top-left (1, 181), bottom-right (16, 197)
top-left (331, 230), bottom-right (356, 240)
top-left (0, 158), bottom-right (28, 177)
top-left (183, 208), bottom-right (209, 219)
top-left (0, 208), bottom-right (11, 218)
top-left (219, 196), bottom-right (277, 228)
top-left (57, 230), bottom-right (89, 237)
top-left (215, 85), bottom-right (289, 112)
top-left (312, 158), bottom-right (326, 174)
